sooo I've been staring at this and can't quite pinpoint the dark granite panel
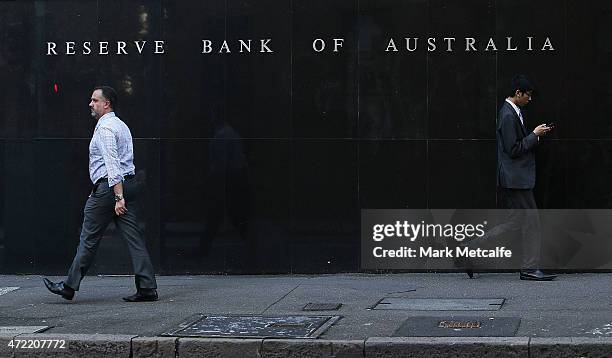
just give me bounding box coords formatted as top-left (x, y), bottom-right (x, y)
top-left (359, 0), bottom-right (428, 139)
top-left (160, 138), bottom-right (290, 273)
top-left (1, 141), bottom-right (36, 273)
top-left (428, 0), bottom-right (497, 139)
top-left (566, 141), bottom-right (612, 208)
top-left (428, 140), bottom-right (496, 209)
top-left (0, 1), bottom-right (36, 139)
top-left (159, 139), bottom-right (211, 272)
top-left (225, 139), bottom-right (291, 273)
top-left (290, 140), bottom-right (359, 272)
top-left (534, 139), bottom-right (568, 209)
top-left (496, 0), bottom-right (565, 140)
top-left (565, 0), bottom-right (612, 139)
top-left (225, 0), bottom-right (291, 139)
top-left (359, 140), bottom-right (427, 209)
top-left (161, 0), bottom-right (226, 138)
top-left (292, 0), bottom-right (358, 138)
top-left (97, 0), bottom-right (162, 138)
top-left (36, 1), bottom-right (102, 138)
top-left (0, 141), bottom-right (5, 270)
top-left (32, 139), bottom-right (90, 274)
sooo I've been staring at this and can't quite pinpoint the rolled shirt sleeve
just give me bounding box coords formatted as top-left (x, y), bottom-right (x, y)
top-left (97, 126), bottom-right (124, 187)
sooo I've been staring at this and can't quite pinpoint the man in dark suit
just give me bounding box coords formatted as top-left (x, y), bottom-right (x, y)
top-left (496, 75), bottom-right (556, 281)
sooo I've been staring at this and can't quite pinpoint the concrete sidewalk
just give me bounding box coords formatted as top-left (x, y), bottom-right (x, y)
top-left (0, 273), bottom-right (611, 357)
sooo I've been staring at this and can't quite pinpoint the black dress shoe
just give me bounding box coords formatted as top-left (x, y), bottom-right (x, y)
top-left (123, 289), bottom-right (158, 302)
top-left (43, 278), bottom-right (75, 300)
top-left (520, 270), bottom-right (557, 281)
top-left (453, 247), bottom-right (475, 279)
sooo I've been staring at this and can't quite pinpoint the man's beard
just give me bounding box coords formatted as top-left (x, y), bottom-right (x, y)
top-left (90, 110), bottom-right (97, 119)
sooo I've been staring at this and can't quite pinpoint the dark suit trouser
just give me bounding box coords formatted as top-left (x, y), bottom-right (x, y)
top-left (469, 188), bottom-right (541, 269)
top-left (500, 188), bottom-right (541, 269)
top-left (65, 178), bottom-right (157, 291)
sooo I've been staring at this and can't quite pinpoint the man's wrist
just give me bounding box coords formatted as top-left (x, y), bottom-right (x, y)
top-left (114, 194), bottom-right (124, 202)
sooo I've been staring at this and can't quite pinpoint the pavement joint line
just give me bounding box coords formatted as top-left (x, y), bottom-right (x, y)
top-left (366, 296), bottom-right (386, 310)
top-left (528, 337), bottom-right (532, 358)
top-left (260, 284), bottom-right (302, 314)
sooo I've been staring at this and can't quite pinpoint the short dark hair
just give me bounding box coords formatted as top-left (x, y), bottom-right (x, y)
top-left (507, 75), bottom-right (534, 98)
top-left (93, 85), bottom-right (118, 110)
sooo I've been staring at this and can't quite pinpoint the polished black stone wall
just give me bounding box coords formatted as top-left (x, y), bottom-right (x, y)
top-left (1, 1), bottom-right (611, 274)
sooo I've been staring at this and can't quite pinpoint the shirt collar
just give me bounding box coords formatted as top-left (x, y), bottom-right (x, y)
top-left (95, 112), bottom-right (115, 131)
top-left (99, 111), bottom-right (115, 121)
top-left (505, 99), bottom-right (522, 118)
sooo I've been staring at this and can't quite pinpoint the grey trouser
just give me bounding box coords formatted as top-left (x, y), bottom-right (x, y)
top-left (65, 177), bottom-right (157, 291)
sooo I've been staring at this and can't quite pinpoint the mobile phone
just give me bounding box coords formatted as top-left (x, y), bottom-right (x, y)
top-left (547, 122), bottom-right (556, 128)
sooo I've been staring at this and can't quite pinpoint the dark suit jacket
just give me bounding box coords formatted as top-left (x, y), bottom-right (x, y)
top-left (496, 101), bottom-right (539, 189)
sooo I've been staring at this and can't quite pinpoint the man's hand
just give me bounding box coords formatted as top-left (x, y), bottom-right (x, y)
top-left (115, 199), bottom-right (128, 216)
top-left (533, 124), bottom-right (552, 137)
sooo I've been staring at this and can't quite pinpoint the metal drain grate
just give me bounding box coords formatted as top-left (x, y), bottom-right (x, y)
top-left (373, 298), bottom-right (505, 311)
top-left (393, 316), bottom-right (520, 337)
top-left (162, 314), bottom-right (342, 339)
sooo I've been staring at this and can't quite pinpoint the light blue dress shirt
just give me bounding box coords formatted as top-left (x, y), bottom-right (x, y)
top-left (89, 112), bottom-right (136, 187)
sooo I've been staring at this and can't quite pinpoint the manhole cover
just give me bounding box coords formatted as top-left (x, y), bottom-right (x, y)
top-left (373, 298), bottom-right (505, 311)
top-left (393, 316), bottom-right (520, 337)
top-left (162, 315), bottom-right (342, 338)
top-left (303, 303), bottom-right (342, 311)
top-left (0, 326), bottom-right (49, 334)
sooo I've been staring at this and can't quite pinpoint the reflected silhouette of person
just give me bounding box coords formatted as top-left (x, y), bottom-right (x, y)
top-left (200, 113), bottom-right (250, 256)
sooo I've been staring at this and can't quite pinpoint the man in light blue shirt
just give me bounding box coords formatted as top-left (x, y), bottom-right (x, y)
top-left (44, 86), bottom-right (158, 302)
